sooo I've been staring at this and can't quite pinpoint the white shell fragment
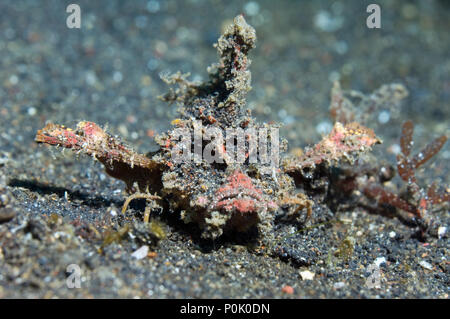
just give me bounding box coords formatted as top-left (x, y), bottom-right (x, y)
top-left (131, 245), bottom-right (149, 260)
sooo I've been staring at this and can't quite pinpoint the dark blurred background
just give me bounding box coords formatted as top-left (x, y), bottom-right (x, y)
top-left (0, 0), bottom-right (448, 181)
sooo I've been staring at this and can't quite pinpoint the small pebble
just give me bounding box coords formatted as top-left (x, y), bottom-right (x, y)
top-left (131, 245), bottom-right (149, 260)
top-left (27, 107), bottom-right (37, 116)
top-left (378, 110), bottom-right (390, 124)
top-left (419, 260), bottom-right (433, 271)
top-left (113, 71), bottom-right (123, 83)
top-left (300, 270), bottom-right (315, 281)
top-left (334, 41), bottom-right (348, 55)
top-left (375, 257), bottom-right (386, 267)
top-left (244, 2), bottom-right (260, 16)
top-left (316, 121), bottom-right (333, 135)
top-left (333, 282), bottom-right (346, 289)
top-left (388, 143), bottom-right (401, 155)
top-left (0, 208), bottom-right (16, 222)
top-left (437, 226), bottom-right (446, 239)
top-left (281, 285), bottom-right (294, 294)
top-left (9, 75), bottom-right (18, 85)
top-left (314, 11), bottom-right (343, 32)
top-left (146, 0), bottom-right (160, 13)
top-left (85, 71), bottom-right (97, 86)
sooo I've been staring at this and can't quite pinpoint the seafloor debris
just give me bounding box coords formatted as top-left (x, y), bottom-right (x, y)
top-left (327, 118), bottom-right (448, 235)
top-left (34, 15), bottom-right (443, 242)
top-left (360, 121), bottom-right (448, 233)
top-left (326, 79), bottom-right (448, 234)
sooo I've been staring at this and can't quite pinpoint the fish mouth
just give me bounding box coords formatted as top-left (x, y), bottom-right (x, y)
top-left (209, 182), bottom-right (264, 215)
top-left (208, 170), bottom-right (266, 223)
top-left (212, 194), bottom-right (261, 214)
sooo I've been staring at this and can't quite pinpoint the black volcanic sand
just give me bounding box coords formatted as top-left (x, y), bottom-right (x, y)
top-left (0, 0), bottom-right (448, 298)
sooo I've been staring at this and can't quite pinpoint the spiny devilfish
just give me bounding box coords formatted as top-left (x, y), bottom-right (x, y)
top-left (35, 15), bottom-right (381, 240)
